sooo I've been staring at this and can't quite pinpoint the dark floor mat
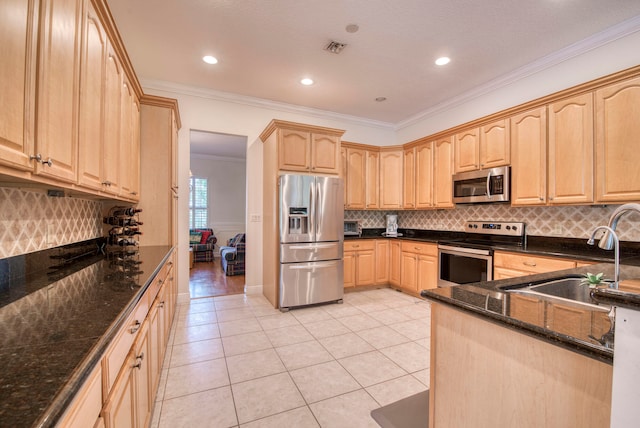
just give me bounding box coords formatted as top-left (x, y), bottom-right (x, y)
top-left (371, 390), bottom-right (429, 428)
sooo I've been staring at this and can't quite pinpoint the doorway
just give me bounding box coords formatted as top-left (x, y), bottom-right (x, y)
top-left (189, 129), bottom-right (247, 298)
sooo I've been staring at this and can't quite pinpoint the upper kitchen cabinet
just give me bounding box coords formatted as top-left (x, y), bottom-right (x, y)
top-left (510, 107), bottom-right (547, 206)
top-left (454, 128), bottom-right (479, 173)
top-left (101, 44), bottom-right (123, 196)
top-left (433, 137), bottom-right (454, 208)
top-left (403, 147), bottom-right (416, 209)
top-left (0, 0), bottom-right (38, 172)
top-left (273, 121), bottom-right (343, 174)
top-left (548, 93), bottom-right (594, 205)
top-left (365, 150), bottom-right (379, 209)
top-left (415, 142), bottom-right (433, 208)
top-left (479, 119), bottom-right (510, 169)
top-left (379, 148), bottom-right (403, 209)
top-left (34, 0), bottom-right (84, 183)
top-left (138, 95), bottom-right (181, 247)
top-left (344, 144), bottom-right (366, 209)
top-left (119, 77), bottom-right (140, 201)
top-left (454, 121), bottom-right (509, 173)
top-left (595, 76), bottom-right (640, 202)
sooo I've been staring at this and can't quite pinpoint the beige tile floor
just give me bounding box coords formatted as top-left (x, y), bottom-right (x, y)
top-left (151, 288), bottom-right (431, 428)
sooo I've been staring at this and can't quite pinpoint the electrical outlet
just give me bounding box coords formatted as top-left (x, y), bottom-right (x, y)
top-left (46, 221), bottom-right (56, 246)
top-left (553, 224), bottom-right (563, 235)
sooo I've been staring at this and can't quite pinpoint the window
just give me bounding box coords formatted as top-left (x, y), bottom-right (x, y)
top-left (189, 177), bottom-right (208, 229)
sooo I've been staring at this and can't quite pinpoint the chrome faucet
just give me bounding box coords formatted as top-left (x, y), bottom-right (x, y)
top-left (587, 203), bottom-right (640, 288)
top-left (587, 226), bottom-right (619, 287)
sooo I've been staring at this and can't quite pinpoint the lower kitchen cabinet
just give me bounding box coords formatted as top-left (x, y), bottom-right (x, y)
top-left (389, 240), bottom-right (401, 286)
top-left (400, 241), bottom-right (437, 293)
top-left (344, 240), bottom-right (375, 287)
top-left (493, 251), bottom-right (577, 278)
top-left (375, 239), bottom-right (389, 284)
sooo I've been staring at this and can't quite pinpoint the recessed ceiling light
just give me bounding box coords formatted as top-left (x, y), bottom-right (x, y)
top-left (375, 97), bottom-right (387, 102)
top-left (202, 55), bottom-right (218, 64)
top-left (300, 78), bottom-right (314, 86)
top-left (346, 24), bottom-right (359, 33)
top-left (435, 57), bottom-right (451, 66)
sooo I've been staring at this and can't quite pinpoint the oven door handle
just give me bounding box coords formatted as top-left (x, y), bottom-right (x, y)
top-left (486, 172), bottom-right (492, 199)
top-left (438, 245), bottom-right (492, 256)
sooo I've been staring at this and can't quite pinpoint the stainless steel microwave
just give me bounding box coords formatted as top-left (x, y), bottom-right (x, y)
top-left (452, 166), bottom-right (510, 204)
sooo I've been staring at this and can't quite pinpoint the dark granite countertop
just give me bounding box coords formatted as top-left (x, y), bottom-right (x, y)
top-left (420, 257), bottom-right (640, 364)
top-left (0, 242), bottom-right (173, 428)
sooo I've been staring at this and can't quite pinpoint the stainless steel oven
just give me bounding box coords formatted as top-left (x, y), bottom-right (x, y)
top-left (438, 245), bottom-right (493, 287)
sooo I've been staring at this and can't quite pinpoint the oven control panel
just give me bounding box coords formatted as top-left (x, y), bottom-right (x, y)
top-left (465, 221), bottom-right (525, 237)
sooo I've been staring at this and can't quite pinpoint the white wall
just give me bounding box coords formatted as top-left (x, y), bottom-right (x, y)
top-left (190, 155), bottom-right (246, 249)
top-left (143, 27), bottom-right (640, 302)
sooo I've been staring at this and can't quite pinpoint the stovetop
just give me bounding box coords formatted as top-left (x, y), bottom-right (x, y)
top-left (439, 221), bottom-right (526, 250)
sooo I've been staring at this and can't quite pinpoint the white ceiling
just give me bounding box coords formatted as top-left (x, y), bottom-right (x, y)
top-left (107, 0), bottom-right (640, 127)
top-left (190, 130), bottom-right (247, 159)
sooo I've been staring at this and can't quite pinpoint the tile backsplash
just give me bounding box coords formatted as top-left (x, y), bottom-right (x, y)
top-left (346, 204), bottom-right (640, 242)
top-left (0, 187), bottom-right (103, 259)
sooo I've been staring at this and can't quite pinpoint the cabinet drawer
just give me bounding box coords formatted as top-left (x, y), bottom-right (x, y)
top-left (102, 296), bottom-right (148, 394)
top-left (401, 241), bottom-right (438, 256)
top-left (344, 240), bottom-right (375, 252)
top-left (56, 364), bottom-right (102, 428)
top-left (494, 252), bottom-right (575, 274)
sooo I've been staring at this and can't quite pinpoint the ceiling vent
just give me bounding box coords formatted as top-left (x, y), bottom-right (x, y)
top-left (325, 41), bottom-right (347, 54)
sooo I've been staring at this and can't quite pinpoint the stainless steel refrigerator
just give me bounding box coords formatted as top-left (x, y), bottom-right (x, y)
top-left (279, 174), bottom-right (344, 311)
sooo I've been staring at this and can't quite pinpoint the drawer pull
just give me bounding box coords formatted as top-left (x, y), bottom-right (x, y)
top-left (353, 245), bottom-right (359, 248)
top-left (523, 261), bottom-right (537, 267)
top-left (159, 301), bottom-right (165, 308)
top-left (130, 320), bottom-right (141, 334)
top-left (133, 352), bottom-right (145, 369)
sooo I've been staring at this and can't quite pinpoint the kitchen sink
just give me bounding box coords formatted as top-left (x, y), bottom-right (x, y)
top-left (501, 276), bottom-right (612, 311)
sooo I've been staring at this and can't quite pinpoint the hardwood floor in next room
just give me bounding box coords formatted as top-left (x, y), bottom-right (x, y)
top-left (190, 259), bottom-right (245, 298)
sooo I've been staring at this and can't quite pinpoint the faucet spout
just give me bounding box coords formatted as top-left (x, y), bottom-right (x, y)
top-left (599, 203), bottom-right (640, 250)
top-left (588, 225), bottom-right (620, 288)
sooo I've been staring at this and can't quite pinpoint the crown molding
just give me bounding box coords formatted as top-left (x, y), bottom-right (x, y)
top-left (140, 79), bottom-right (395, 131)
top-left (396, 14), bottom-right (640, 130)
top-left (191, 153), bottom-right (246, 163)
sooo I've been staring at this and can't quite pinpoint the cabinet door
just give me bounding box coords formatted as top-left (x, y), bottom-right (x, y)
top-left (0, 0), bottom-right (37, 171)
top-left (103, 44), bottom-right (122, 195)
top-left (130, 98), bottom-right (141, 200)
top-left (311, 133), bottom-right (340, 174)
top-left (133, 322), bottom-right (152, 428)
top-left (493, 266), bottom-right (527, 280)
top-left (434, 137), bottom-right (454, 208)
top-left (454, 128), bottom-right (479, 173)
top-left (548, 93), bottom-right (594, 204)
top-left (417, 255), bottom-right (438, 291)
top-left (595, 76), bottom-right (640, 202)
top-left (356, 249), bottom-right (376, 286)
top-left (279, 129), bottom-right (310, 172)
top-left (480, 118), bottom-right (510, 169)
top-left (415, 142), bottom-right (433, 208)
top-left (341, 147), bottom-right (348, 207)
top-left (508, 294), bottom-right (544, 327)
top-left (77, 4), bottom-right (106, 191)
top-left (546, 302), bottom-right (591, 338)
top-left (346, 148), bottom-right (366, 209)
top-left (389, 240), bottom-right (402, 286)
top-left (35, 0), bottom-right (82, 183)
top-left (375, 240), bottom-right (389, 284)
top-left (365, 150), bottom-right (379, 209)
top-left (379, 150), bottom-right (403, 209)
top-left (400, 251), bottom-right (417, 292)
top-left (343, 251), bottom-right (355, 288)
top-left (510, 107), bottom-right (547, 206)
top-left (119, 78), bottom-right (138, 200)
top-left (103, 353), bottom-right (136, 428)
top-left (403, 147), bottom-right (416, 208)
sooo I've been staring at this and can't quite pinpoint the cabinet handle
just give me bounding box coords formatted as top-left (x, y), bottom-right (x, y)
top-left (549, 196), bottom-right (554, 201)
top-left (130, 320), bottom-right (141, 334)
top-left (130, 191), bottom-right (138, 196)
top-left (101, 181), bottom-right (112, 186)
top-left (523, 261), bottom-right (537, 267)
top-left (133, 352), bottom-right (145, 369)
top-left (42, 157), bottom-right (53, 167)
top-left (29, 154), bottom-right (42, 163)
top-left (539, 197), bottom-right (544, 201)
top-left (158, 279), bottom-right (163, 285)
top-left (353, 244), bottom-right (359, 248)
top-left (158, 301), bottom-right (165, 308)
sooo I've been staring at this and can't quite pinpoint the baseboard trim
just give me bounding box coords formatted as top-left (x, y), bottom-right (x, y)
top-left (177, 292), bottom-right (191, 304)
top-left (244, 284), bottom-right (263, 295)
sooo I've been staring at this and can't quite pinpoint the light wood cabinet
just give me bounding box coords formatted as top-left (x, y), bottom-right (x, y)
top-left (479, 118), bottom-right (510, 169)
top-left (415, 142), bottom-right (433, 208)
top-left (403, 147), bottom-right (416, 209)
top-left (118, 77), bottom-right (140, 201)
top-left (138, 96), bottom-right (181, 247)
top-left (595, 76), bottom-right (640, 202)
top-left (548, 93), bottom-right (594, 204)
top-left (365, 150), bottom-right (379, 209)
top-left (0, 0), bottom-right (38, 171)
top-left (389, 240), bottom-right (402, 286)
top-left (379, 148), bottom-right (403, 209)
top-left (341, 147), bottom-right (348, 206)
top-left (454, 128), bottom-right (479, 173)
top-left (433, 137), bottom-right (454, 208)
top-left (35, 0), bottom-right (83, 183)
top-left (546, 301), bottom-right (592, 338)
top-left (102, 44), bottom-right (123, 196)
top-left (375, 239), bottom-right (389, 284)
top-left (56, 364), bottom-right (102, 428)
top-left (102, 349), bottom-right (136, 428)
top-left (510, 107), bottom-right (547, 206)
top-left (494, 251), bottom-right (577, 277)
top-left (278, 127), bottom-right (341, 174)
top-left (400, 241), bottom-right (438, 293)
top-left (343, 240), bottom-right (375, 287)
top-left (345, 147), bottom-right (366, 209)
top-left (508, 294), bottom-right (545, 327)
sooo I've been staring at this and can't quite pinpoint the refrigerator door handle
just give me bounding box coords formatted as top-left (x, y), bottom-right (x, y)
top-left (289, 262), bottom-right (337, 270)
top-left (288, 243), bottom-right (337, 250)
